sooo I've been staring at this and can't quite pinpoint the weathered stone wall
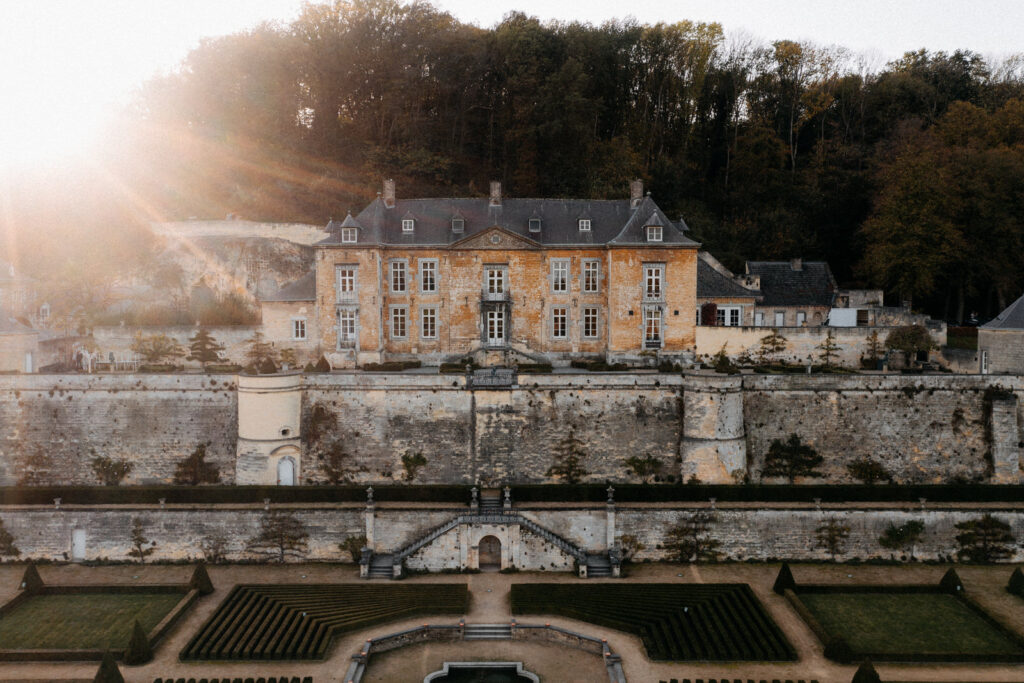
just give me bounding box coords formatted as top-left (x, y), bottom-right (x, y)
top-left (979, 328), bottom-right (1024, 375)
top-left (92, 325), bottom-right (260, 368)
top-left (0, 374), bottom-right (238, 485)
top-left (1, 503), bottom-right (1022, 564)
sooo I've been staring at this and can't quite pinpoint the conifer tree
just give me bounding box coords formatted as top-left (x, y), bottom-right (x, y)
top-left (247, 510), bottom-right (309, 562)
top-left (173, 443), bottom-right (220, 485)
top-left (878, 519), bottom-right (925, 559)
top-left (187, 328), bottom-right (225, 367)
top-left (955, 514), bottom-right (1016, 563)
top-left (762, 434), bottom-right (823, 482)
top-left (20, 563), bottom-right (43, 592)
top-left (758, 330), bottom-right (788, 364)
top-left (817, 330), bottom-right (839, 367)
top-left (666, 510), bottom-right (721, 563)
top-left (189, 562), bottom-right (215, 595)
top-left (128, 518), bottom-right (155, 563)
top-left (93, 651), bottom-right (124, 683)
top-left (245, 331), bottom-right (278, 368)
top-left (124, 620), bottom-right (153, 665)
top-left (815, 517), bottom-right (851, 560)
top-left (546, 428), bottom-right (588, 484)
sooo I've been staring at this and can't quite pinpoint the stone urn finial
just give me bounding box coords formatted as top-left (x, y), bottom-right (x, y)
top-left (366, 486), bottom-right (374, 504)
top-left (606, 485), bottom-right (615, 503)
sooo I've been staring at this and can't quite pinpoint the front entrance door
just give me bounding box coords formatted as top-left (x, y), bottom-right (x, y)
top-left (277, 457), bottom-right (295, 486)
top-left (479, 535), bottom-right (501, 570)
top-left (71, 529), bottom-right (86, 561)
top-left (486, 309), bottom-right (505, 346)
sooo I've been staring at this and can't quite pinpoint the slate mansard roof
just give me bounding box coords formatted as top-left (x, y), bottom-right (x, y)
top-left (981, 292), bottom-right (1024, 330)
top-left (316, 195), bottom-right (698, 248)
top-left (697, 256), bottom-right (761, 300)
top-left (745, 261), bottom-right (837, 307)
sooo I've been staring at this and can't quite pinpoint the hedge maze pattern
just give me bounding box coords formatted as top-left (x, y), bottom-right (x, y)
top-left (511, 584), bottom-right (795, 661)
top-left (181, 584), bottom-right (467, 660)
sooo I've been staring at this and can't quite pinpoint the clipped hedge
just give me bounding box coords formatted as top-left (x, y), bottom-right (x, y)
top-left (360, 360), bottom-right (422, 372)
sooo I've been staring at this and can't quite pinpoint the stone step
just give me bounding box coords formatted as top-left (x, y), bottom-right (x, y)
top-left (464, 624), bottom-right (512, 640)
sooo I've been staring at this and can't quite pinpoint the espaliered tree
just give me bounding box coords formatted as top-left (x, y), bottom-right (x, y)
top-left (173, 444), bottom-right (220, 485)
top-left (762, 434), bottom-right (823, 483)
top-left (247, 510), bottom-right (309, 563)
top-left (815, 517), bottom-right (851, 560)
top-left (187, 328), bottom-right (225, 367)
top-left (878, 520), bottom-right (925, 560)
top-left (0, 518), bottom-right (19, 558)
top-left (666, 510), bottom-right (721, 563)
top-left (546, 428), bottom-right (588, 484)
top-left (955, 514), bottom-right (1016, 563)
top-left (129, 518), bottom-right (155, 563)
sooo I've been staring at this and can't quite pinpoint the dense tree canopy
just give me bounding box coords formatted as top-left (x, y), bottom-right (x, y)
top-left (5, 0), bottom-right (1024, 321)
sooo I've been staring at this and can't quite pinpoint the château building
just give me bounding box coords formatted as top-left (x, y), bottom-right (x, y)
top-left (311, 180), bottom-right (699, 367)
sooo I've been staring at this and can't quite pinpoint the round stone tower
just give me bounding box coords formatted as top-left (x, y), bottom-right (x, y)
top-left (680, 374), bottom-right (747, 483)
top-left (235, 373), bottom-right (304, 485)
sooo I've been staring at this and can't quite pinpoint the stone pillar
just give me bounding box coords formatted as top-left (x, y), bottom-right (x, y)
top-left (365, 488), bottom-right (376, 551)
top-left (680, 374), bottom-right (747, 484)
top-left (605, 486), bottom-right (616, 551)
top-left (235, 373), bottom-right (304, 485)
top-left (991, 395), bottom-right (1022, 484)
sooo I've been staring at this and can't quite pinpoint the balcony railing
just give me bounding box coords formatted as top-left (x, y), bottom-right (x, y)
top-left (644, 339), bottom-right (663, 349)
top-left (482, 290), bottom-right (509, 302)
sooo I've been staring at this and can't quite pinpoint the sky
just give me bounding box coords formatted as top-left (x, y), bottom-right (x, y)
top-left (1, 0), bottom-right (1022, 169)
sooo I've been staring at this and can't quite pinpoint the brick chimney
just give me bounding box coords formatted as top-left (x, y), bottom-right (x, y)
top-left (630, 179), bottom-right (643, 208)
top-left (791, 258), bottom-right (802, 271)
top-left (383, 179), bottom-right (396, 209)
top-left (489, 181), bottom-right (501, 207)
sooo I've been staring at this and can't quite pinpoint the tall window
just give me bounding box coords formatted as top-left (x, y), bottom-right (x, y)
top-left (551, 259), bottom-right (569, 293)
top-left (292, 319), bottom-right (307, 340)
top-left (390, 261), bottom-right (407, 293)
top-left (583, 260), bottom-right (600, 293)
top-left (796, 311), bottom-right (806, 326)
top-left (644, 307), bottom-right (662, 346)
top-left (552, 306), bottom-right (568, 339)
top-left (419, 259), bottom-right (437, 293)
top-left (341, 227), bottom-right (357, 243)
top-left (421, 307), bottom-right (437, 339)
top-left (578, 219), bottom-right (591, 231)
top-left (716, 306), bottom-right (741, 327)
top-left (391, 306), bottom-right (407, 338)
top-left (338, 309), bottom-right (357, 345)
top-left (336, 265), bottom-right (357, 301)
top-left (646, 225), bottom-right (662, 242)
top-left (644, 264), bottom-right (664, 300)
top-left (485, 267), bottom-right (505, 294)
top-left (583, 307), bottom-right (599, 339)
top-left (402, 218), bottom-right (414, 233)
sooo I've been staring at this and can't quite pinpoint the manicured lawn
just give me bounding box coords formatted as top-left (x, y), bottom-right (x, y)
top-left (511, 583), bottom-right (795, 661)
top-left (0, 592), bottom-right (182, 650)
top-left (799, 592), bottom-right (1024, 657)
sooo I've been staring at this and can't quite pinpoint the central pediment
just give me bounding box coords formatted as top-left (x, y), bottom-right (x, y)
top-left (449, 226), bottom-right (541, 250)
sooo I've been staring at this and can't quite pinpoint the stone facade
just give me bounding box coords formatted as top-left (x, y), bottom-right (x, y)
top-left (979, 328), bottom-right (1024, 374)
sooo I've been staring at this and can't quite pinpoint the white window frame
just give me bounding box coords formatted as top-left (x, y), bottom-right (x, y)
top-left (451, 217), bottom-right (465, 233)
top-left (796, 311), bottom-right (806, 326)
top-left (291, 318), bottom-right (307, 340)
top-left (578, 219), bottom-right (591, 231)
top-left (716, 306), bottom-right (741, 327)
top-left (341, 227), bottom-right (357, 243)
top-left (390, 305), bottom-right (408, 339)
top-left (643, 264), bottom-right (664, 301)
top-left (551, 306), bottom-right (568, 339)
top-left (486, 308), bottom-right (505, 346)
top-left (336, 265), bottom-right (358, 302)
top-left (420, 306), bottom-right (437, 339)
top-left (390, 260), bottom-right (408, 294)
top-left (774, 311), bottom-right (785, 326)
top-left (338, 308), bottom-right (357, 346)
top-left (418, 258), bottom-right (438, 293)
top-left (646, 225), bottom-right (662, 242)
top-left (582, 306), bottom-right (599, 339)
top-left (551, 259), bottom-right (569, 293)
top-left (755, 312), bottom-right (765, 327)
top-left (529, 218), bottom-right (542, 233)
top-left (402, 218), bottom-right (415, 233)
top-left (485, 266), bottom-right (506, 295)
top-left (643, 306), bottom-right (663, 346)
top-left (582, 259), bottom-right (600, 293)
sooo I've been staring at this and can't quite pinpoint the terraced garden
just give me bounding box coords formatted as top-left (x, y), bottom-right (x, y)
top-left (510, 583), bottom-right (795, 661)
top-left (181, 583), bottom-right (468, 660)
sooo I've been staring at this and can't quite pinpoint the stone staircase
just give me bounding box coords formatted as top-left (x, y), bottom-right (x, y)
top-left (586, 553), bottom-right (613, 578)
top-left (463, 623), bottom-right (512, 640)
top-left (479, 491), bottom-right (502, 513)
top-left (366, 553), bottom-right (394, 579)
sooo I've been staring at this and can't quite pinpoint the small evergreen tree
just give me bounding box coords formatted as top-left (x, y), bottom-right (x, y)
top-left (762, 434), bottom-right (823, 483)
top-left (546, 428), bottom-right (589, 484)
top-left (131, 333), bottom-right (185, 364)
top-left (187, 328), bottom-right (225, 367)
top-left (823, 635), bottom-right (853, 663)
top-left (758, 330), bottom-right (788, 364)
top-left (851, 660), bottom-right (882, 683)
top-left (279, 348), bottom-right (297, 369)
top-left (955, 514), bottom-right (1016, 563)
top-left (878, 520), bottom-right (925, 559)
top-left (189, 563), bottom-right (215, 595)
top-left (247, 510), bottom-right (309, 562)
top-left (885, 324), bottom-right (935, 355)
top-left (1007, 567), bottom-right (1024, 597)
top-left (128, 517), bottom-right (155, 563)
top-left (173, 443), bottom-right (220, 485)
top-left (20, 563), bottom-right (43, 592)
top-left (340, 534), bottom-right (368, 562)
top-left (93, 651), bottom-right (124, 683)
top-left (624, 454), bottom-right (662, 483)
top-left (815, 517), bottom-right (850, 560)
top-left (0, 518), bottom-right (19, 558)
top-left (773, 563), bottom-right (796, 594)
top-left (939, 568), bottom-right (964, 593)
top-left (711, 343), bottom-right (739, 374)
top-left (847, 457), bottom-right (891, 484)
top-left (817, 330), bottom-right (840, 368)
top-left (400, 451), bottom-right (427, 481)
top-left (314, 355), bottom-right (332, 372)
top-left (245, 331), bottom-right (278, 368)
top-left (666, 510), bottom-right (721, 563)
top-left (124, 620), bottom-right (153, 665)
top-left (92, 455), bottom-right (133, 486)
top-left (865, 330), bottom-right (882, 362)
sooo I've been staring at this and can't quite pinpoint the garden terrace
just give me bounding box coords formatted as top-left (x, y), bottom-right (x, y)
top-left (181, 584), bottom-right (468, 660)
top-left (0, 584), bottom-right (197, 660)
top-left (510, 584), bottom-right (795, 661)
top-left (785, 573), bottom-right (1024, 663)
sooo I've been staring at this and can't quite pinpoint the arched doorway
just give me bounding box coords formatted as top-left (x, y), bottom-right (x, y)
top-left (277, 456), bottom-right (296, 486)
top-left (478, 535), bottom-right (501, 570)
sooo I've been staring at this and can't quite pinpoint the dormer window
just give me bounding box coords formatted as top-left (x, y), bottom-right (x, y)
top-left (402, 219), bottom-right (415, 233)
top-left (341, 227), bottom-right (357, 243)
top-left (451, 217), bottom-right (465, 233)
top-left (646, 225), bottom-right (662, 242)
top-left (529, 218), bottom-right (542, 233)
top-left (578, 219), bottom-right (591, 231)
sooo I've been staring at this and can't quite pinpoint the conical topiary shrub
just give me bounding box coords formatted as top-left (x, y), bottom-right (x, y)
top-left (189, 562), bottom-right (214, 595)
top-left (1008, 567), bottom-right (1024, 597)
top-left (773, 562), bottom-right (796, 595)
top-left (124, 620), bottom-right (152, 665)
top-left (20, 562), bottom-right (43, 593)
top-left (94, 651), bottom-right (124, 683)
top-left (851, 659), bottom-right (881, 683)
top-left (315, 355), bottom-right (331, 372)
top-left (823, 635), bottom-right (853, 663)
top-left (939, 568), bottom-right (964, 594)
